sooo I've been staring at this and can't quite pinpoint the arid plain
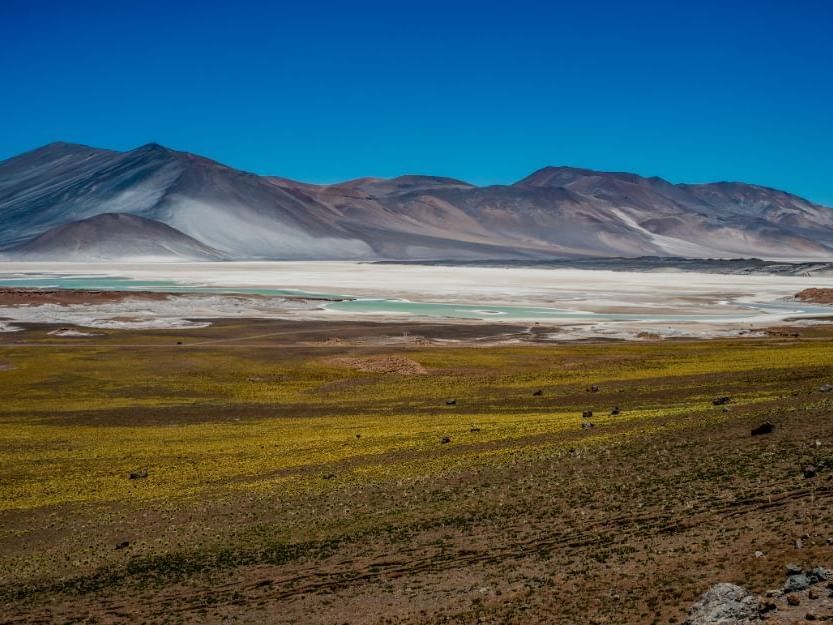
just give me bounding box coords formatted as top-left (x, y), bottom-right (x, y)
top-left (1, 301), bottom-right (832, 623)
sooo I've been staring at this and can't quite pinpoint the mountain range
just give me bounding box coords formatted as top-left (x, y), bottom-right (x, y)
top-left (0, 141), bottom-right (831, 261)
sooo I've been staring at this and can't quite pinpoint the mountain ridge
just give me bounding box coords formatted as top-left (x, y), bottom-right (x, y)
top-left (0, 142), bottom-right (831, 261)
top-left (5, 212), bottom-right (225, 261)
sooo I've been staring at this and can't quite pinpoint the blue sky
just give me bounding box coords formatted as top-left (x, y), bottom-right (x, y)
top-left (1, 0), bottom-right (832, 204)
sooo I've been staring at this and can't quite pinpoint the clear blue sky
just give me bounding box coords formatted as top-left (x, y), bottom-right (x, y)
top-left (2, 0), bottom-right (832, 204)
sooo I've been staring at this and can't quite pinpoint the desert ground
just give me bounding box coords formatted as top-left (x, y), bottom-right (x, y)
top-left (1, 313), bottom-right (832, 624)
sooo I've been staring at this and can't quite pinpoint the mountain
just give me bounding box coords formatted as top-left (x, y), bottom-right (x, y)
top-left (0, 142), bottom-right (831, 261)
top-left (6, 213), bottom-right (224, 261)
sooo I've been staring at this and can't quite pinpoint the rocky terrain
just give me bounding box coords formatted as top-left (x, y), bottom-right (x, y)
top-left (684, 564), bottom-right (833, 624)
top-left (1, 142), bottom-right (833, 260)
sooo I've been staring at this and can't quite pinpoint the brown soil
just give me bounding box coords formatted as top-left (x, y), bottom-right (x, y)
top-left (327, 355), bottom-right (428, 374)
top-left (795, 288), bottom-right (833, 304)
top-left (760, 583), bottom-right (833, 623)
top-left (0, 287), bottom-right (170, 306)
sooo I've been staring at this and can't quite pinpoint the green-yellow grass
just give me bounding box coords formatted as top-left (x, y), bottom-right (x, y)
top-left (1, 338), bottom-right (831, 511)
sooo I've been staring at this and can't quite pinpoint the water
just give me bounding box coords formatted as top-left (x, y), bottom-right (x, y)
top-left (324, 298), bottom-right (749, 322)
top-left (0, 272), bottom-right (831, 323)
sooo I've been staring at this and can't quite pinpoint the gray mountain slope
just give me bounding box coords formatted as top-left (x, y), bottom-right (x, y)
top-left (1, 142), bottom-right (832, 260)
top-left (5, 213), bottom-right (224, 261)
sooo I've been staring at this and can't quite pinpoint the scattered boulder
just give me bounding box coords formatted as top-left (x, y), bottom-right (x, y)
top-left (581, 422), bottom-right (594, 430)
top-left (582, 410), bottom-right (593, 419)
top-left (786, 593), bottom-right (800, 606)
top-left (588, 385), bottom-right (599, 393)
top-left (751, 422), bottom-right (774, 436)
top-left (808, 567), bottom-right (831, 583)
top-left (533, 389), bottom-right (543, 396)
top-left (470, 427), bottom-right (481, 433)
top-left (803, 465), bottom-right (817, 479)
top-left (610, 406), bottom-right (620, 416)
top-left (322, 473), bottom-right (336, 480)
top-left (129, 468), bottom-right (148, 480)
top-left (760, 598), bottom-right (777, 612)
top-left (446, 399), bottom-right (457, 406)
top-left (712, 396), bottom-right (731, 406)
top-left (818, 384), bottom-right (833, 393)
top-left (440, 436), bottom-right (451, 444)
top-left (784, 574), bottom-right (811, 593)
top-left (786, 564), bottom-right (803, 576)
top-left (115, 541), bottom-right (130, 550)
top-left (683, 583), bottom-right (760, 625)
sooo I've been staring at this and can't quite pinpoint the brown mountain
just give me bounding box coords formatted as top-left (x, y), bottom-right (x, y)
top-left (0, 142), bottom-right (831, 260)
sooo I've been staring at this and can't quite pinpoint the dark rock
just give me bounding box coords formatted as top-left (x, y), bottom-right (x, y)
top-left (808, 567), bottom-right (831, 583)
top-left (786, 593), bottom-right (800, 606)
top-left (760, 599), bottom-right (777, 612)
top-left (610, 406), bottom-right (620, 416)
top-left (129, 468), bottom-right (148, 480)
top-left (470, 427), bottom-right (481, 433)
top-left (588, 385), bottom-right (599, 393)
top-left (818, 384), bottom-right (833, 392)
top-left (445, 399), bottom-right (457, 406)
top-left (533, 389), bottom-right (543, 396)
top-left (712, 396), bottom-right (731, 406)
top-left (581, 422), bottom-right (594, 430)
top-left (355, 433), bottom-right (361, 439)
top-left (751, 422), bottom-right (774, 436)
top-left (785, 574), bottom-right (811, 592)
top-left (683, 583), bottom-right (760, 625)
top-left (322, 473), bottom-right (336, 480)
top-left (441, 436), bottom-right (451, 444)
top-left (115, 541), bottom-right (130, 550)
top-left (787, 563), bottom-right (803, 575)
top-left (582, 410), bottom-right (593, 419)
top-left (803, 465), bottom-right (817, 479)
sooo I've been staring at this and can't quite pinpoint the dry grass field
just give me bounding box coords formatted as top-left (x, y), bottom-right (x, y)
top-left (1, 319), bottom-right (832, 624)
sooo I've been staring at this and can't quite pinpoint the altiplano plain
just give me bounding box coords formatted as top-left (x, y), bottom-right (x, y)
top-left (1, 314), bottom-right (832, 624)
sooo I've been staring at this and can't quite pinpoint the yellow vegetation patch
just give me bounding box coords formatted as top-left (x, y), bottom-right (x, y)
top-left (2, 331), bottom-right (828, 512)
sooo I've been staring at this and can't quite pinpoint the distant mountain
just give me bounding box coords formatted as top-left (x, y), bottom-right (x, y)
top-left (0, 142), bottom-right (831, 261)
top-left (5, 213), bottom-right (224, 261)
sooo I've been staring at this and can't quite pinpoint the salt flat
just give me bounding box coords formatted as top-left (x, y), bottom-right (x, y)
top-left (1, 261), bottom-right (832, 339)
